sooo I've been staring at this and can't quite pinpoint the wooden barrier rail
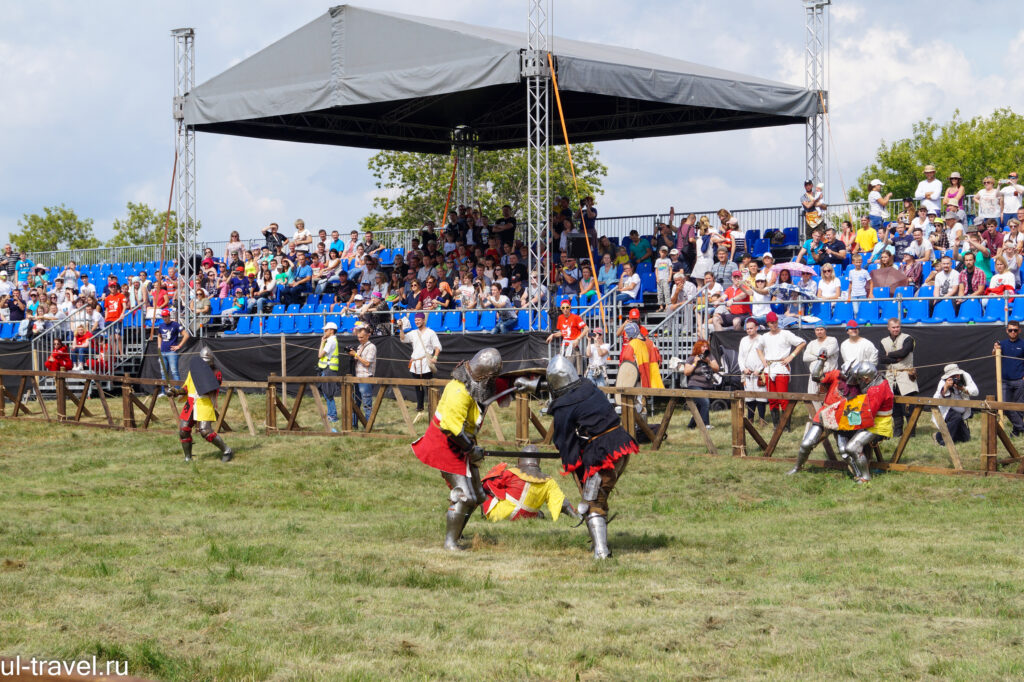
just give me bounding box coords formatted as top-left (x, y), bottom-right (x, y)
top-left (2, 369), bottom-right (1022, 479)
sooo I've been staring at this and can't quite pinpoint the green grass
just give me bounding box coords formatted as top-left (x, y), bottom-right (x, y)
top-left (2, 404), bottom-right (1024, 681)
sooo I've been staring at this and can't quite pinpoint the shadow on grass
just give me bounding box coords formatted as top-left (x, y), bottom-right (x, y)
top-left (611, 531), bottom-right (673, 554)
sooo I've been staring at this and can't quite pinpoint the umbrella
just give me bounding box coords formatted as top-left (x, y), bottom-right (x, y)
top-left (869, 267), bottom-right (909, 294)
top-left (769, 282), bottom-right (802, 299)
top-left (771, 262), bottom-right (816, 277)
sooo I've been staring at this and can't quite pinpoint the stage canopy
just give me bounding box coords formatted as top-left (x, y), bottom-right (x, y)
top-left (183, 5), bottom-right (821, 153)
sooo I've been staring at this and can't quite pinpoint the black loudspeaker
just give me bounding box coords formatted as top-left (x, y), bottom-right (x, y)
top-left (567, 234), bottom-right (590, 259)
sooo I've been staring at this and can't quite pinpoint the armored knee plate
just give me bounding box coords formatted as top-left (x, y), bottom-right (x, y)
top-left (442, 472), bottom-right (478, 505)
top-left (445, 500), bottom-right (475, 551)
top-left (836, 432), bottom-right (872, 481)
top-left (788, 423), bottom-right (827, 475)
top-left (585, 512), bottom-right (611, 559)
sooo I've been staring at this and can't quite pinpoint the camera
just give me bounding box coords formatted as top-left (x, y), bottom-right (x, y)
top-left (951, 374), bottom-right (966, 389)
top-left (344, 346), bottom-right (357, 354)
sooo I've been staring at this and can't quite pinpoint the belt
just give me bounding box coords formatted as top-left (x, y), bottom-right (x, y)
top-left (579, 424), bottom-right (621, 442)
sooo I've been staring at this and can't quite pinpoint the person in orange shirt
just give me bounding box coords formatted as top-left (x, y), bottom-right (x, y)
top-left (103, 284), bottom-right (127, 359)
top-left (546, 298), bottom-right (588, 371)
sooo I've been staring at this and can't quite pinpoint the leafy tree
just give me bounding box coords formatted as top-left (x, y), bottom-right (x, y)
top-left (107, 201), bottom-right (197, 247)
top-left (364, 143), bottom-right (607, 232)
top-left (8, 204), bottom-right (101, 252)
top-left (850, 108), bottom-right (1024, 202)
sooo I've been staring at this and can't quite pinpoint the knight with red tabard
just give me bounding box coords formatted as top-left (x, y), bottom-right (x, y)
top-left (788, 357), bottom-right (893, 482)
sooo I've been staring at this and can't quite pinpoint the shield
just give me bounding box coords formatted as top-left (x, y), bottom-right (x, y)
top-left (771, 262), bottom-right (817, 277)
top-left (188, 356), bottom-right (220, 396)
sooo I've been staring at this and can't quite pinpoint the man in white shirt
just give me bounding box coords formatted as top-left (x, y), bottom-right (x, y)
top-left (1000, 172), bottom-right (1022, 227)
top-left (755, 311), bottom-right (806, 431)
top-left (0, 272), bottom-right (12, 298)
top-left (925, 256), bottom-right (958, 300)
top-left (905, 227), bottom-right (933, 263)
top-left (840, 320), bottom-right (878, 367)
top-left (400, 311), bottom-right (442, 418)
top-left (914, 164), bottom-right (943, 215)
top-left (802, 324), bottom-right (839, 396)
top-left (78, 274), bottom-right (97, 300)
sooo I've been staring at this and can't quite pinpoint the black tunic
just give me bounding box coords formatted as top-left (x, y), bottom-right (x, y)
top-left (549, 380), bottom-right (637, 480)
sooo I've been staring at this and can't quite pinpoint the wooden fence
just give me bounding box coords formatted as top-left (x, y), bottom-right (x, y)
top-left (3, 369), bottom-right (1023, 479)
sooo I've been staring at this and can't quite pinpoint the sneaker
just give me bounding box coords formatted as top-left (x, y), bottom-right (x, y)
top-left (413, 411), bottom-right (424, 424)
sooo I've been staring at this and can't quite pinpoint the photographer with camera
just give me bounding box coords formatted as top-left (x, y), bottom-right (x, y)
top-left (932, 363), bottom-right (978, 446)
top-left (348, 322), bottom-right (377, 429)
top-left (682, 338), bottom-right (719, 429)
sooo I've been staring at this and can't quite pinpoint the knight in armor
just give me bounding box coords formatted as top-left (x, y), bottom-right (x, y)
top-left (168, 346), bottom-right (234, 463)
top-left (545, 354), bottom-right (639, 559)
top-left (480, 445), bottom-right (580, 522)
top-left (788, 359), bottom-right (892, 482)
top-left (411, 348), bottom-right (515, 550)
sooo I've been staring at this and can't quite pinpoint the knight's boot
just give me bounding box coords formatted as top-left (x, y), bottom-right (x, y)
top-left (787, 444), bottom-right (811, 475)
top-left (841, 452), bottom-right (865, 481)
top-left (857, 453), bottom-right (871, 481)
top-left (444, 501), bottom-right (473, 551)
top-left (585, 512), bottom-right (611, 559)
top-left (207, 433), bottom-right (233, 462)
top-left (181, 439), bottom-right (193, 462)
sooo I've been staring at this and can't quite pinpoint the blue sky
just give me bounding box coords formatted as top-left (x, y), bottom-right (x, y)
top-left (2, 1), bottom-right (1022, 245)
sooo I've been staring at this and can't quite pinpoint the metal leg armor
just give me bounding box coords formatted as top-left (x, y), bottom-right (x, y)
top-left (836, 431), bottom-right (879, 481)
top-left (788, 423), bottom-right (829, 475)
top-left (198, 421), bottom-right (234, 462)
top-left (585, 512), bottom-right (611, 559)
top-left (178, 420), bottom-right (193, 462)
top-left (441, 472), bottom-right (479, 551)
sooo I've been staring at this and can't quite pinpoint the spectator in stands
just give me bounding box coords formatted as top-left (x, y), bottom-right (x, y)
top-left (674, 211), bottom-right (697, 271)
top-left (1003, 241), bottom-right (1022, 287)
top-left (846, 253), bottom-right (872, 303)
top-left (558, 256), bottom-right (580, 294)
top-left (523, 272), bottom-right (548, 309)
top-left (362, 231), bottom-right (384, 257)
top-left (416, 276), bottom-right (442, 310)
top-left (0, 272), bottom-right (11, 299)
top-left (191, 288), bottom-right (211, 320)
top-left (486, 283), bottom-right (517, 334)
top-left (70, 324), bottom-right (92, 370)
top-left (855, 216), bottom-right (878, 256)
top-left (0, 244), bottom-right (15, 279)
top-left (627, 229), bottom-right (653, 264)
top-left (840, 320), bottom-right (878, 366)
top-left (654, 246), bottom-right (673, 311)
top-left (694, 271), bottom-right (724, 326)
top-left (906, 227), bottom-right (933, 264)
top-left (867, 179), bottom-right (892, 230)
top-left (218, 287), bottom-right (247, 324)
top-left (957, 251), bottom-right (988, 301)
top-left (934, 210), bottom-right (963, 253)
top-left (349, 322), bottom-right (377, 428)
top-left (795, 227), bottom-right (825, 266)
top-left (690, 216), bottom-right (716, 283)
top-left (817, 264), bottom-right (841, 301)
top-left (434, 281), bottom-right (456, 310)
top-left (1004, 218), bottom-right (1024, 251)
top-left (585, 328), bottom-right (610, 387)
top-left (710, 248), bottom-right (738, 288)
top-left (578, 264), bottom-right (598, 304)
top-left (314, 249), bottom-right (344, 295)
top-left (597, 253), bottom-right (618, 291)
top-left (933, 363), bottom-right (978, 446)
top-left (987, 256), bottom-right (1016, 296)
top-left (224, 230), bottom-right (245, 263)
top-left (818, 227), bottom-right (846, 266)
top-left (290, 219), bottom-right (312, 253)
top-left (338, 230), bottom-right (358, 259)
top-left (801, 181), bottom-right (825, 226)
top-left (279, 252), bottom-right (313, 306)
top-left (909, 205), bottom-right (932, 236)
top-left (726, 217), bottom-right (745, 261)
top-left (975, 177), bottom-right (1002, 224)
top-left (492, 205), bottom-right (516, 246)
top-left (980, 218), bottom-right (1004, 257)
top-left (252, 270), bottom-right (277, 314)
top-left (899, 253), bottom-right (922, 288)
top-left (8, 289), bottom-right (26, 338)
top-left (617, 262), bottom-right (641, 303)
top-left (915, 164), bottom-right (943, 214)
top-left (262, 222), bottom-right (287, 252)
top-left (712, 271), bottom-right (750, 331)
top-left (596, 236), bottom-right (615, 262)
top-left (837, 219), bottom-right (857, 255)
top-left (998, 172), bottom-right (1022, 227)
top-left (327, 230), bottom-right (344, 254)
top-left (943, 171), bottom-right (967, 222)
top-left (14, 252), bottom-right (34, 289)
top-left (399, 279), bottom-right (422, 309)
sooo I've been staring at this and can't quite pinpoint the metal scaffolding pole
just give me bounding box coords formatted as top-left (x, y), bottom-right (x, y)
top-left (172, 27), bottom-right (198, 333)
top-left (451, 126), bottom-right (478, 209)
top-left (804, 0), bottom-right (829, 188)
top-left (523, 0), bottom-right (552, 331)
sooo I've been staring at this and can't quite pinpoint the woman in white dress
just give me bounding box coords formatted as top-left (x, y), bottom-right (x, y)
top-left (690, 216), bottom-right (717, 283)
top-left (738, 318), bottom-right (767, 425)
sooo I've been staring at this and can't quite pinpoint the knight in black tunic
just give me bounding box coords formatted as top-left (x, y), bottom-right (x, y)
top-left (545, 355), bottom-right (638, 559)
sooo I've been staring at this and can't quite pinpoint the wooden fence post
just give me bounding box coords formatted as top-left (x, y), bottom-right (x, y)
top-left (267, 382), bottom-right (278, 431)
top-left (122, 378), bottom-right (136, 429)
top-left (731, 396), bottom-right (746, 457)
top-left (982, 395), bottom-right (998, 472)
top-left (56, 375), bottom-right (66, 422)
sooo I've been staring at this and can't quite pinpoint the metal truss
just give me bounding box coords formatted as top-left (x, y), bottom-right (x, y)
top-left (451, 126), bottom-right (478, 209)
top-left (523, 0), bottom-right (551, 330)
top-left (172, 27), bottom-right (198, 332)
top-left (804, 0), bottom-right (829, 188)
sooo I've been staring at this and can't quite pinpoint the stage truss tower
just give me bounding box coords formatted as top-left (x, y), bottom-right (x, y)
top-left (803, 0), bottom-right (829, 188)
top-left (451, 126), bottom-right (478, 209)
top-left (523, 0), bottom-right (552, 330)
top-left (172, 27), bottom-right (198, 332)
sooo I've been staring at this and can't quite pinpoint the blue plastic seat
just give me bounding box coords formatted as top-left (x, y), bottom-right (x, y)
top-left (902, 299), bottom-right (929, 324)
top-left (782, 228), bottom-right (800, 246)
top-left (463, 311), bottom-right (483, 332)
top-left (893, 286), bottom-right (915, 299)
top-left (517, 310), bottom-right (531, 331)
top-left (981, 297), bottom-right (1006, 323)
top-left (265, 316), bottom-right (282, 334)
top-left (827, 301), bottom-right (854, 325)
top-left (226, 316), bottom-right (251, 335)
top-left (872, 287), bottom-right (889, 299)
top-left (918, 285), bottom-right (934, 298)
top-left (924, 299), bottom-right (956, 324)
top-left (293, 314), bottom-right (311, 334)
top-left (426, 312), bottom-right (444, 332)
top-left (954, 299), bottom-right (983, 324)
top-left (443, 311), bottom-right (462, 333)
top-left (876, 301), bottom-right (900, 323)
top-left (300, 302), bottom-right (317, 314)
top-left (338, 315), bottom-right (355, 333)
top-left (279, 315), bottom-right (297, 334)
top-left (0, 323), bottom-right (15, 340)
top-left (478, 310), bottom-right (497, 331)
top-left (855, 301), bottom-right (880, 325)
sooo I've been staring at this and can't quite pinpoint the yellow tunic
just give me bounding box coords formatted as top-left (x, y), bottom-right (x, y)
top-left (185, 373), bottom-right (217, 422)
top-left (436, 379), bottom-right (481, 438)
top-left (483, 468), bottom-right (568, 522)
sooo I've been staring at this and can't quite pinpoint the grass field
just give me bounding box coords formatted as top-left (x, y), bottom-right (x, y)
top-left (3, 400), bottom-right (1024, 681)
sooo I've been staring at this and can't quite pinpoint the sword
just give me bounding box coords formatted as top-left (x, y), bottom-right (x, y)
top-left (482, 449), bottom-right (561, 459)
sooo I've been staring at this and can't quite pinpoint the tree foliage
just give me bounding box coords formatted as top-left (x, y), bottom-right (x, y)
top-left (8, 204), bottom-right (101, 252)
top-left (106, 201), bottom-right (197, 247)
top-left (363, 143), bottom-right (607, 232)
top-left (850, 108), bottom-right (1024, 202)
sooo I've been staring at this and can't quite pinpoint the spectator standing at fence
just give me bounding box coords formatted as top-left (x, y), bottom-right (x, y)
top-left (974, 177), bottom-right (1002, 225)
top-left (585, 328), bottom-right (610, 387)
top-left (626, 229), bottom-right (654, 265)
top-left (398, 312), bottom-right (441, 421)
top-left (847, 253), bottom-right (872, 304)
top-left (756, 311), bottom-right (806, 431)
top-left (932, 363), bottom-right (978, 446)
top-left (739, 318), bottom-right (768, 425)
top-left (262, 222), bottom-right (287, 252)
top-left (878, 318), bottom-right (919, 439)
top-left (349, 322), bottom-right (377, 429)
top-left (998, 172), bottom-right (1023, 227)
top-left (289, 219), bottom-right (312, 253)
top-left (674, 211), bottom-right (697, 271)
top-left (654, 246), bottom-right (673, 311)
top-left (0, 244), bottom-right (16, 279)
top-left (157, 309), bottom-right (188, 385)
top-left (840, 320), bottom-right (878, 366)
top-left (867, 179), bottom-right (892, 230)
top-left (915, 165), bottom-right (943, 215)
top-left (802, 324), bottom-right (838, 398)
top-left (995, 321), bottom-right (1024, 437)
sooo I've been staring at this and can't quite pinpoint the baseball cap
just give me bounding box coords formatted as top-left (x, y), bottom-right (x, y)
top-left (353, 294), bottom-right (364, 301)
top-left (592, 327), bottom-right (603, 335)
top-left (628, 308), bottom-right (640, 320)
top-left (869, 179), bottom-right (883, 187)
top-left (0, 272), bottom-right (7, 279)
top-left (160, 309), bottom-right (171, 317)
top-left (731, 271), bottom-right (743, 278)
top-left (766, 311), bottom-right (778, 323)
top-left (669, 248), bottom-right (679, 256)
top-left (755, 273), bottom-right (766, 281)
top-left (846, 320), bottom-right (858, 328)
top-left (324, 322), bottom-right (338, 331)
top-left (762, 252), bottom-right (774, 260)
top-left (560, 298), bottom-right (571, 307)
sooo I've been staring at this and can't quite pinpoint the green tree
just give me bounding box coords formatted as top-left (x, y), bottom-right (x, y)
top-left (364, 143), bottom-right (607, 232)
top-left (849, 108), bottom-right (1024, 202)
top-left (8, 204), bottom-right (101, 252)
top-left (106, 201), bottom-right (197, 247)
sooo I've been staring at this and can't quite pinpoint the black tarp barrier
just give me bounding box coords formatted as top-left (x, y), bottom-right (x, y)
top-left (713, 325), bottom-right (1006, 399)
top-left (0, 341), bottom-right (36, 392)
top-left (140, 333), bottom-right (550, 395)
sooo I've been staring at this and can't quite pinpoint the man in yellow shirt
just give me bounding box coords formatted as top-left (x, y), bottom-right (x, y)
top-left (855, 215), bottom-right (879, 254)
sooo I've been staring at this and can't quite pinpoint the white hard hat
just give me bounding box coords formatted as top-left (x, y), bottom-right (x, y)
top-left (324, 322), bottom-right (338, 331)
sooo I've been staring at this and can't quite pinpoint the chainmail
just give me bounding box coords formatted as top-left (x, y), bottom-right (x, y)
top-left (453, 363), bottom-right (495, 404)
